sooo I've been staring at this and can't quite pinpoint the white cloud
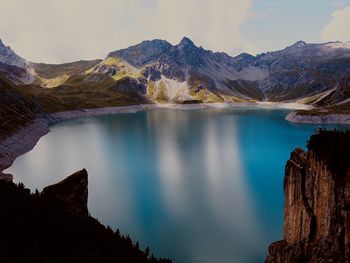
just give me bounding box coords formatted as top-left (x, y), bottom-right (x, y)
top-left (0, 0), bottom-right (257, 63)
top-left (322, 6), bottom-right (350, 42)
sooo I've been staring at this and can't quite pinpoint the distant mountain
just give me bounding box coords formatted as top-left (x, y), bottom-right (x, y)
top-left (1, 37), bottom-right (350, 105)
top-left (0, 39), bottom-right (35, 84)
top-left (95, 37), bottom-right (350, 102)
top-left (104, 37), bottom-right (267, 102)
top-left (252, 41), bottom-right (350, 101)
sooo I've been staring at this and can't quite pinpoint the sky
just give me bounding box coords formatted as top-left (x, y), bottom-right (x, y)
top-left (0, 0), bottom-right (349, 63)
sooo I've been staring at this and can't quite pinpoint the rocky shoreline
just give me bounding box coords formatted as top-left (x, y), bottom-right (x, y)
top-left (0, 105), bottom-right (147, 180)
top-left (0, 119), bottom-right (50, 180)
top-left (286, 111), bottom-right (350, 124)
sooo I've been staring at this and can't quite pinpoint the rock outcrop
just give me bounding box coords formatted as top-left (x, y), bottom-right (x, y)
top-left (43, 169), bottom-right (89, 216)
top-left (266, 130), bottom-right (350, 262)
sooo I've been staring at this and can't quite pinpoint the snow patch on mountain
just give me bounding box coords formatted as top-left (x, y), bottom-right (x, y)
top-left (153, 75), bottom-right (192, 102)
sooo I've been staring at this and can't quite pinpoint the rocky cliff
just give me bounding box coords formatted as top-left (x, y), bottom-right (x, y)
top-left (42, 169), bottom-right (89, 216)
top-left (266, 130), bottom-right (350, 262)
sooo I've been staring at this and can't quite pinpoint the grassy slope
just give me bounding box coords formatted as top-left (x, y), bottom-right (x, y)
top-left (25, 75), bottom-right (150, 113)
top-left (33, 60), bottom-right (102, 79)
top-left (33, 60), bottom-right (103, 88)
top-left (0, 71), bottom-right (152, 141)
top-left (0, 75), bottom-right (40, 140)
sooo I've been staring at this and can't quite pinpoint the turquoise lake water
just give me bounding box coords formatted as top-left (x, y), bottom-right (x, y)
top-left (6, 108), bottom-right (346, 263)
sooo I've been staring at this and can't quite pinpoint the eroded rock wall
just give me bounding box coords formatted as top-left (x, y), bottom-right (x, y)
top-left (266, 130), bottom-right (350, 263)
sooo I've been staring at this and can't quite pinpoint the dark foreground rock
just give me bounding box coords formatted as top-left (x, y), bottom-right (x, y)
top-left (266, 130), bottom-right (350, 262)
top-left (0, 169), bottom-right (171, 263)
top-left (42, 169), bottom-right (89, 216)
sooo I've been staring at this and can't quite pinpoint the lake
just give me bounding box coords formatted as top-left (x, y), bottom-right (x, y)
top-left (6, 107), bottom-right (343, 263)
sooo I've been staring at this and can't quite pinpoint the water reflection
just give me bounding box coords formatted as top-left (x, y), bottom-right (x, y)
top-left (6, 108), bottom-right (335, 263)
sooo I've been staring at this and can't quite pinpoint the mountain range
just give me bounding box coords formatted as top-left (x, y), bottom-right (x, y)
top-left (0, 37), bottom-right (350, 124)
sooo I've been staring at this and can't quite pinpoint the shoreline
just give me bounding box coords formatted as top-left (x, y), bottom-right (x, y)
top-left (0, 119), bottom-right (50, 180)
top-left (0, 101), bottom-right (342, 180)
top-left (49, 101), bottom-right (314, 123)
top-left (286, 112), bottom-right (350, 124)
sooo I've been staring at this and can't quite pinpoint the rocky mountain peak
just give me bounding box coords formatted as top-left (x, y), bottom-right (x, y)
top-left (291, 40), bottom-right (307, 48)
top-left (0, 39), bottom-right (36, 84)
top-left (139, 39), bottom-right (172, 51)
top-left (108, 39), bottom-right (172, 67)
top-left (0, 39), bottom-right (10, 51)
top-left (234, 52), bottom-right (256, 62)
top-left (172, 36), bottom-right (206, 68)
top-left (0, 39), bottom-right (28, 69)
top-left (178, 37), bottom-right (196, 48)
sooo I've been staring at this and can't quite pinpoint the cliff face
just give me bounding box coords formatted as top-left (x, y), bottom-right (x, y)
top-left (266, 130), bottom-right (350, 263)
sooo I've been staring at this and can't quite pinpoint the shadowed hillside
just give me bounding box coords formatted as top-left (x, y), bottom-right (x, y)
top-left (0, 169), bottom-right (172, 263)
top-left (0, 75), bottom-right (41, 139)
top-left (0, 74), bottom-right (151, 139)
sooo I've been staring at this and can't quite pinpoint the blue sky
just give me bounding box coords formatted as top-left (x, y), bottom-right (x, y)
top-left (242, 0), bottom-right (350, 52)
top-left (0, 0), bottom-right (349, 63)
